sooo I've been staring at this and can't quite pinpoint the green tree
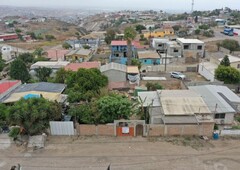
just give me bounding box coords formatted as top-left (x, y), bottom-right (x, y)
top-left (34, 67), bottom-right (52, 82)
top-left (18, 53), bottom-right (34, 64)
top-left (54, 68), bottom-right (69, 83)
top-left (26, 32), bottom-right (36, 39)
top-left (0, 52), bottom-right (5, 72)
top-left (15, 28), bottom-right (22, 34)
top-left (132, 58), bottom-right (142, 69)
top-left (146, 82), bottom-right (163, 91)
top-left (172, 25), bottom-right (181, 32)
top-left (124, 27), bottom-right (137, 65)
top-left (215, 65), bottom-right (240, 84)
top-left (199, 24), bottom-right (210, 30)
top-left (62, 42), bottom-right (72, 49)
top-left (195, 29), bottom-right (200, 35)
top-left (9, 59), bottom-right (30, 83)
top-left (104, 29), bottom-right (116, 44)
top-left (45, 34), bottom-right (56, 41)
top-left (220, 39), bottom-right (240, 52)
top-left (220, 55), bottom-right (230, 66)
top-left (0, 103), bottom-right (8, 126)
top-left (96, 94), bottom-right (132, 123)
top-left (82, 45), bottom-right (91, 49)
top-left (135, 24), bottom-right (146, 33)
top-left (66, 68), bottom-right (108, 103)
top-left (33, 48), bottom-right (46, 57)
top-left (7, 98), bottom-right (61, 136)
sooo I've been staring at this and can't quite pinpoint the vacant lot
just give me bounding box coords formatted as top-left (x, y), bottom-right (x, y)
top-left (1, 135), bottom-right (240, 170)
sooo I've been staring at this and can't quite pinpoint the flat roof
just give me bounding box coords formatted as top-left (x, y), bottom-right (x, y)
top-left (138, 51), bottom-right (160, 59)
top-left (177, 38), bottom-right (204, 44)
top-left (199, 62), bottom-right (218, 75)
top-left (158, 90), bottom-right (211, 116)
top-left (66, 49), bottom-right (91, 56)
top-left (31, 61), bottom-right (69, 69)
top-left (127, 66), bottom-right (139, 74)
top-left (189, 85), bottom-right (237, 113)
top-left (219, 55), bottom-right (240, 63)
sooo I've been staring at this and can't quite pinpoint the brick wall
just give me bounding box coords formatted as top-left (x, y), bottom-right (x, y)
top-left (148, 122), bottom-right (214, 137)
top-left (78, 124), bottom-right (114, 136)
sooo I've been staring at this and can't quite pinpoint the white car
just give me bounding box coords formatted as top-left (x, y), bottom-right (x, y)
top-left (170, 72), bottom-right (186, 80)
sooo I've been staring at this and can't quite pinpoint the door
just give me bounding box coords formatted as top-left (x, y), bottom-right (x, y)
top-left (136, 124), bottom-right (143, 136)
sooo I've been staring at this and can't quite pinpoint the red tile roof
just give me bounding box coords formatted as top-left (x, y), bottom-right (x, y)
top-left (0, 80), bottom-right (21, 94)
top-left (111, 41), bottom-right (128, 46)
top-left (64, 62), bottom-right (101, 71)
top-left (47, 49), bottom-right (69, 61)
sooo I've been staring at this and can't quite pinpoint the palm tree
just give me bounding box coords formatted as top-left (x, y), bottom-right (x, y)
top-left (124, 27), bottom-right (137, 65)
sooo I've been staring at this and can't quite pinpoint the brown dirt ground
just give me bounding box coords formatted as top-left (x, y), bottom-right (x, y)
top-left (1, 136), bottom-right (240, 170)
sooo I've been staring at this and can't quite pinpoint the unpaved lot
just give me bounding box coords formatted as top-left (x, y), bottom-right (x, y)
top-left (1, 136), bottom-right (240, 170)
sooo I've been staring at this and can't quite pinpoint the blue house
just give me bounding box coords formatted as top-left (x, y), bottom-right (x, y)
top-left (110, 41), bottom-right (136, 65)
top-left (138, 51), bottom-right (161, 65)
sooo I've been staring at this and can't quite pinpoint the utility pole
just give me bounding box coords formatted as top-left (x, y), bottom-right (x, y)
top-left (191, 0), bottom-right (194, 14)
top-left (164, 49), bottom-right (167, 72)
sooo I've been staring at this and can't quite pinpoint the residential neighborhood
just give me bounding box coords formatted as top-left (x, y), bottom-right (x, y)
top-left (0, 1), bottom-right (240, 170)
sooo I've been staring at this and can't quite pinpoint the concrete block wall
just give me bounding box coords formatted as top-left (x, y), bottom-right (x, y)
top-left (78, 124), bottom-right (114, 136)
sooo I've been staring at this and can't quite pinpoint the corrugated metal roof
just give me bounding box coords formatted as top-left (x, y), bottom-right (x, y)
top-left (100, 62), bottom-right (127, 73)
top-left (189, 85), bottom-right (237, 113)
top-left (138, 91), bottom-right (160, 107)
top-left (31, 61), bottom-right (69, 69)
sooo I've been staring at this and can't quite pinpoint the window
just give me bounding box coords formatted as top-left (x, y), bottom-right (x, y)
top-left (184, 45), bottom-right (189, 50)
top-left (174, 49), bottom-right (179, 53)
top-left (158, 44), bottom-right (163, 47)
top-left (197, 45), bottom-right (202, 50)
top-left (144, 60), bottom-right (147, 62)
top-left (215, 113), bottom-right (225, 119)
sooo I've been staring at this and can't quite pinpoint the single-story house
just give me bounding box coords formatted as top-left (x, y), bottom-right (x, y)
top-left (3, 82), bottom-right (67, 103)
top-left (189, 85), bottom-right (240, 128)
top-left (138, 51), bottom-right (161, 65)
top-left (65, 49), bottom-right (92, 62)
top-left (100, 62), bottom-right (127, 83)
top-left (30, 61), bottom-right (70, 77)
top-left (64, 61), bottom-right (101, 71)
top-left (138, 90), bottom-right (213, 124)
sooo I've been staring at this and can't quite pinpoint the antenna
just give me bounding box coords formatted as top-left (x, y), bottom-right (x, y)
top-left (191, 0), bottom-right (194, 13)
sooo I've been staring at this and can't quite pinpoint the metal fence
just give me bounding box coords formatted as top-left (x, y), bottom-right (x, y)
top-left (50, 121), bottom-right (75, 136)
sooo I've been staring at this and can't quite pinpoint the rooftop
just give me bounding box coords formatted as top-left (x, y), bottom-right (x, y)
top-left (138, 91), bottom-right (160, 107)
top-left (46, 49), bottom-right (69, 61)
top-left (138, 51), bottom-right (160, 59)
top-left (0, 80), bottom-right (21, 94)
top-left (31, 61), bottom-right (70, 69)
top-left (219, 55), bottom-right (240, 63)
top-left (100, 62), bottom-right (127, 73)
top-left (158, 90), bottom-right (211, 116)
top-left (64, 62), bottom-right (101, 71)
top-left (189, 85), bottom-right (237, 113)
top-left (14, 82), bottom-right (66, 93)
top-left (177, 38), bottom-right (204, 44)
top-left (127, 66), bottom-right (139, 74)
top-left (111, 40), bottom-right (136, 46)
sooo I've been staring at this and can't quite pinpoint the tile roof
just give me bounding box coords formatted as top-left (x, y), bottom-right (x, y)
top-left (111, 41), bottom-right (128, 46)
top-left (64, 62), bottom-right (101, 71)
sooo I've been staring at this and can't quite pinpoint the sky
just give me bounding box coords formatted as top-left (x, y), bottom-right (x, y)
top-left (0, 0), bottom-right (239, 11)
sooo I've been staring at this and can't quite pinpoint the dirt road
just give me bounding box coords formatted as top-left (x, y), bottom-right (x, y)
top-left (1, 136), bottom-right (240, 170)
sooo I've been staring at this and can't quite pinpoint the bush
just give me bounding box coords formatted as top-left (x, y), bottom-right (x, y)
top-left (146, 82), bottom-right (163, 91)
top-left (45, 34), bottom-right (56, 41)
top-left (8, 127), bottom-right (20, 140)
top-left (215, 65), bottom-right (240, 84)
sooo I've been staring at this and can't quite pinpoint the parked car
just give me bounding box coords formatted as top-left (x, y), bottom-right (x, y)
top-left (170, 72), bottom-right (186, 80)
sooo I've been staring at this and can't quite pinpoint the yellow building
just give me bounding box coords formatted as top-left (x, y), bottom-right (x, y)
top-left (143, 28), bottom-right (174, 38)
top-left (65, 49), bottom-right (92, 62)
